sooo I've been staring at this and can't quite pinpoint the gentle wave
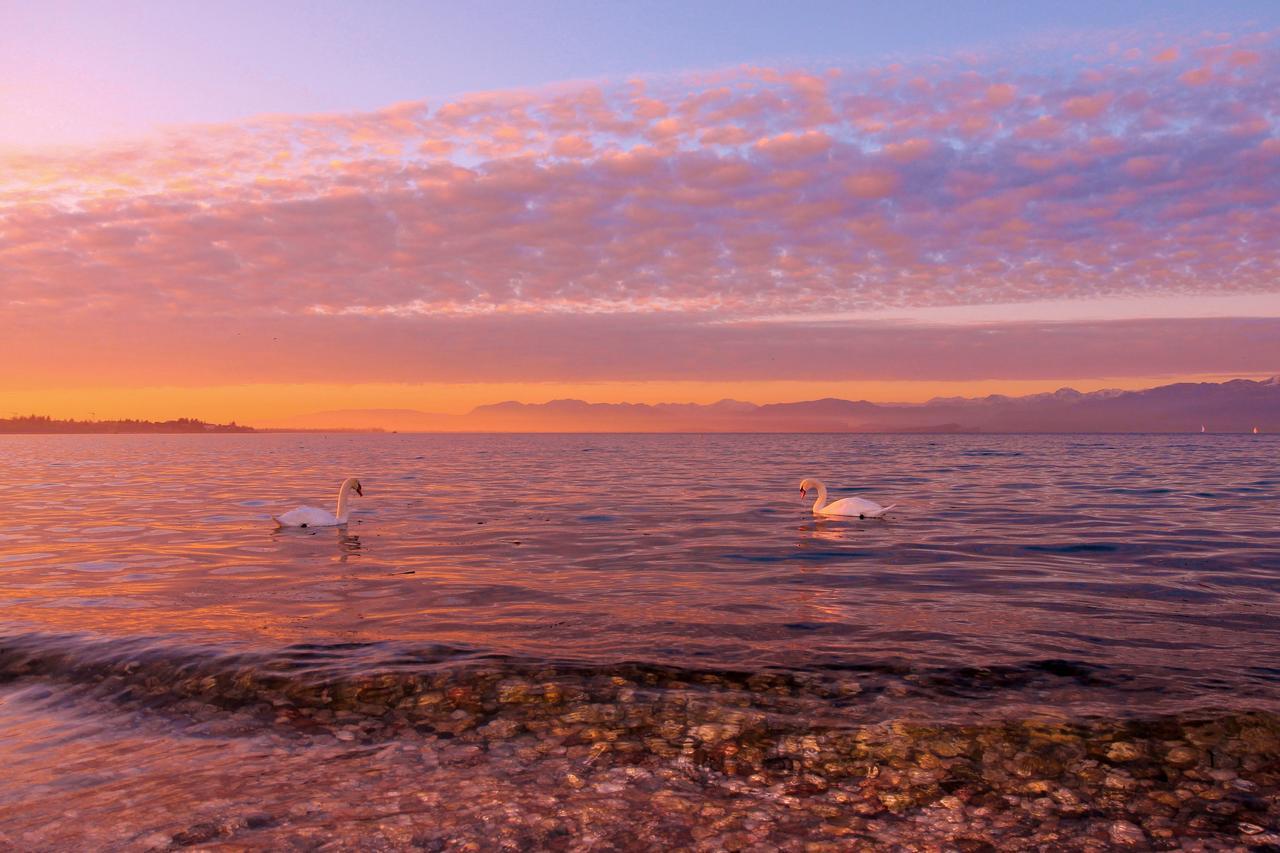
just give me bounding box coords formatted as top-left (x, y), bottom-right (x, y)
top-left (3, 631), bottom-right (1276, 731)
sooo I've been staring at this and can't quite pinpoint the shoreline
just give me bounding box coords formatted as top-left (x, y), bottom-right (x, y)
top-left (2, 631), bottom-right (1277, 849)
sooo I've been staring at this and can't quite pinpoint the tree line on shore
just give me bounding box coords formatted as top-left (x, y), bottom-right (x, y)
top-left (0, 415), bottom-right (255, 434)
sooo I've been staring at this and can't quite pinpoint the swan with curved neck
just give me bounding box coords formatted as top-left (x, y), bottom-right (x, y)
top-left (799, 478), bottom-right (895, 519)
top-left (273, 477), bottom-right (364, 528)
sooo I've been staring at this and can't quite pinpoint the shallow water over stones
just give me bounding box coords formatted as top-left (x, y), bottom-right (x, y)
top-left (0, 634), bottom-right (1278, 849)
top-left (1, 663), bottom-right (1277, 849)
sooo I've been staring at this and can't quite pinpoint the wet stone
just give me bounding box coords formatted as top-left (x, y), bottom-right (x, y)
top-left (1107, 819), bottom-right (1147, 846)
top-left (1105, 741), bottom-right (1143, 762)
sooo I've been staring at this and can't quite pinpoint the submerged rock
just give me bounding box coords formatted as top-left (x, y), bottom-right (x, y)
top-left (3, 636), bottom-right (1279, 849)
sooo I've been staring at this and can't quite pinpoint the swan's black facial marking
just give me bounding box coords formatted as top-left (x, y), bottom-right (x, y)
top-left (300, 523), bottom-right (308, 528)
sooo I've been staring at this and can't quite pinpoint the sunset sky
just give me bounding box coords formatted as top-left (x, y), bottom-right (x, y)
top-left (2, 1), bottom-right (1278, 425)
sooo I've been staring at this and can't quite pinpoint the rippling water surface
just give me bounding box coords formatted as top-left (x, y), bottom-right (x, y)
top-left (2, 433), bottom-right (1278, 849)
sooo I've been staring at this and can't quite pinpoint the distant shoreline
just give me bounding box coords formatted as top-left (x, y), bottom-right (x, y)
top-left (0, 414), bottom-right (399, 434)
top-left (5, 374), bottom-right (1277, 434)
top-left (0, 421), bottom-right (391, 434)
top-left (3, 428), bottom-right (1273, 436)
top-left (0, 417), bottom-right (247, 435)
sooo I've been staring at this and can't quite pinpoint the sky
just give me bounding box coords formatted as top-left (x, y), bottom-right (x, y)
top-left (2, 1), bottom-right (1278, 424)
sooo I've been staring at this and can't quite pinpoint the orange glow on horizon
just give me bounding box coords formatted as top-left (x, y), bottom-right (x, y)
top-left (3, 374), bottom-right (1270, 428)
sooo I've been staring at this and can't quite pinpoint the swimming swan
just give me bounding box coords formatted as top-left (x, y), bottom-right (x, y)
top-left (800, 478), bottom-right (895, 519)
top-left (273, 477), bottom-right (364, 528)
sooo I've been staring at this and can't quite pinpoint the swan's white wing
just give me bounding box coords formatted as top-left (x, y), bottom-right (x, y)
top-left (818, 496), bottom-right (894, 518)
top-left (273, 506), bottom-right (341, 527)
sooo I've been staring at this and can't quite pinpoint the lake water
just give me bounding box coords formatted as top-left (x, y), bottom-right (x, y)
top-left (1, 433), bottom-right (1277, 849)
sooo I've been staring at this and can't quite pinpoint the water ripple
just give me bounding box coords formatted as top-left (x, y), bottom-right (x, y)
top-left (0, 432), bottom-right (1276, 717)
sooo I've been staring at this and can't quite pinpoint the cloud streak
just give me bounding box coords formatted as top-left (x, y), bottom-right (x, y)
top-left (5, 312), bottom-right (1279, 388)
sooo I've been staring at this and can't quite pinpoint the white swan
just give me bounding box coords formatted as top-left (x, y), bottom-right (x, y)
top-left (273, 477), bottom-right (364, 528)
top-left (800, 478), bottom-right (895, 519)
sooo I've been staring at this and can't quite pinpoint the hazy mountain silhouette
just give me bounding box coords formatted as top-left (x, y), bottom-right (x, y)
top-left (274, 376), bottom-right (1280, 433)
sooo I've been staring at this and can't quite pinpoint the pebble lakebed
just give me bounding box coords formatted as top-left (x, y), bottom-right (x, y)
top-left (0, 634), bottom-right (1277, 850)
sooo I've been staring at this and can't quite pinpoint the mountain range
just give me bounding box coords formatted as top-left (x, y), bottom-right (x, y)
top-left (268, 377), bottom-right (1280, 433)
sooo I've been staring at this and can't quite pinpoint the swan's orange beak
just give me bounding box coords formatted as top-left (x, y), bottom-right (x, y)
top-left (800, 488), bottom-right (807, 498)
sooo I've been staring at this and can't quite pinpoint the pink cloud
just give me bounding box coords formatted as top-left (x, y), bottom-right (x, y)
top-left (1229, 49), bottom-right (1263, 66)
top-left (550, 135), bottom-right (595, 158)
top-left (1015, 115), bottom-right (1068, 140)
top-left (699, 124), bottom-right (752, 146)
top-left (1179, 67), bottom-right (1214, 85)
top-left (1061, 93), bottom-right (1112, 120)
top-left (882, 138), bottom-right (935, 163)
top-left (843, 170), bottom-right (900, 199)
top-left (984, 83), bottom-right (1018, 106)
top-left (1121, 155), bottom-right (1170, 179)
top-left (752, 130), bottom-right (833, 160)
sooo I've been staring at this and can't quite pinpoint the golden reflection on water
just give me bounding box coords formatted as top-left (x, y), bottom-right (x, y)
top-left (1, 432), bottom-right (1278, 700)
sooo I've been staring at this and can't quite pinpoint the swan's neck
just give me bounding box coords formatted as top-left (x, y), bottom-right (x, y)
top-left (810, 482), bottom-right (828, 513)
top-left (336, 488), bottom-right (352, 522)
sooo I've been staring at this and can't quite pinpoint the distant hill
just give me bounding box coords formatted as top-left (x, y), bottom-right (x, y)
top-left (0, 416), bottom-right (255, 434)
top-left (272, 376), bottom-right (1280, 433)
